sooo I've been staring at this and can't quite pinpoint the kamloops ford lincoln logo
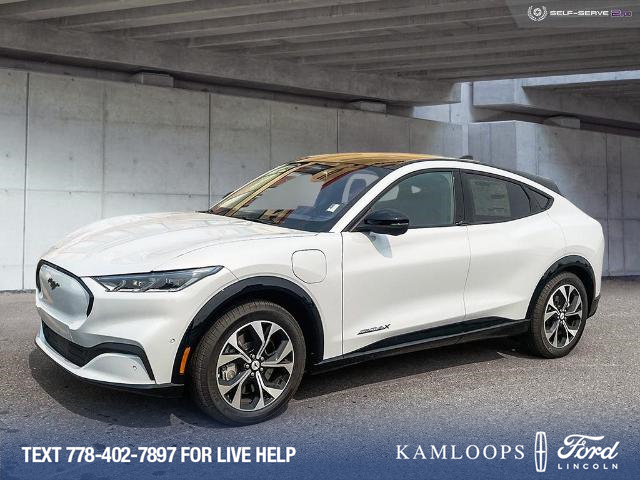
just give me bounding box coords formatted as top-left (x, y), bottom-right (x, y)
top-left (396, 433), bottom-right (620, 472)
top-left (555, 434), bottom-right (619, 471)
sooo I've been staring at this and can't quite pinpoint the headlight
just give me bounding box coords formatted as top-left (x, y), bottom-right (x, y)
top-left (94, 266), bottom-right (222, 292)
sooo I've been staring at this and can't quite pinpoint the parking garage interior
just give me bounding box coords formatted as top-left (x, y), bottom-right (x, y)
top-left (0, 0), bottom-right (639, 287)
top-left (1, 4), bottom-right (640, 479)
top-left (0, 0), bottom-right (640, 290)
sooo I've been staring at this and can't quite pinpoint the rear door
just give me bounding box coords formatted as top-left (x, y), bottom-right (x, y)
top-left (461, 170), bottom-right (565, 321)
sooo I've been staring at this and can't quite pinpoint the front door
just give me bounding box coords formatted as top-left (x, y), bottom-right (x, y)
top-left (341, 170), bottom-right (470, 354)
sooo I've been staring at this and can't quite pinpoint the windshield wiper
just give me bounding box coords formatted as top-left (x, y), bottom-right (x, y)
top-left (237, 214), bottom-right (276, 225)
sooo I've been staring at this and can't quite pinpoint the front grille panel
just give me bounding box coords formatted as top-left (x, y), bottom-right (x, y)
top-left (41, 322), bottom-right (155, 380)
top-left (37, 261), bottom-right (93, 318)
top-left (42, 322), bottom-right (89, 367)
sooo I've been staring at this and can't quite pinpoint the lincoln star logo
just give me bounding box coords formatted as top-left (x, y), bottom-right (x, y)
top-left (47, 278), bottom-right (60, 290)
top-left (535, 431), bottom-right (548, 472)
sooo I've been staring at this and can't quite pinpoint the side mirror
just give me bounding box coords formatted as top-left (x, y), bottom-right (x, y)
top-left (356, 208), bottom-right (409, 236)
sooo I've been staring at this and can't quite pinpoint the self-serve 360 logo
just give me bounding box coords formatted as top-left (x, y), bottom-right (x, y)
top-left (527, 5), bottom-right (548, 21)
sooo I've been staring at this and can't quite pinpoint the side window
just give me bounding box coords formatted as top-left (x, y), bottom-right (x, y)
top-left (526, 186), bottom-right (552, 212)
top-left (370, 171), bottom-right (455, 228)
top-left (341, 172), bottom-right (379, 203)
top-left (463, 173), bottom-right (531, 223)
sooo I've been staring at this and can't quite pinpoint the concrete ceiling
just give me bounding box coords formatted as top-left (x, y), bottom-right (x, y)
top-left (524, 72), bottom-right (640, 107)
top-left (473, 72), bottom-right (640, 129)
top-left (0, 0), bottom-right (639, 103)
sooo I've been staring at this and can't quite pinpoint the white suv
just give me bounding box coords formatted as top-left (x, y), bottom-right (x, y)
top-left (35, 153), bottom-right (604, 424)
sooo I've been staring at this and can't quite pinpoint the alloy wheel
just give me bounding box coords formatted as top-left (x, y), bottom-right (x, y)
top-left (543, 284), bottom-right (583, 348)
top-left (216, 320), bottom-right (294, 411)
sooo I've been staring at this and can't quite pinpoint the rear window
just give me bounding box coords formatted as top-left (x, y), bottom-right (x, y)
top-left (463, 173), bottom-right (532, 222)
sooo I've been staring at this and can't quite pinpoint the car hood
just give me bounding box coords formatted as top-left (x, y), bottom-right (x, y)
top-left (42, 212), bottom-right (309, 276)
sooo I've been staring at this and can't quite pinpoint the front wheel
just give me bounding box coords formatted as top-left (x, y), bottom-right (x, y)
top-left (526, 272), bottom-right (588, 358)
top-left (189, 300), bottom-right (306, 425)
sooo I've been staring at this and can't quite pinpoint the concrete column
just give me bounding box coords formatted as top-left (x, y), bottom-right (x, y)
top-left (0, 70), bottom-right (27, 289)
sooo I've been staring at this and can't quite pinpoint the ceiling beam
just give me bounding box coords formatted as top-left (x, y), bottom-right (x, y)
top-left (578, 90), bottom-right (640, 98)
top-left (298, 30), bottom-right (640, 66)
top-left (0, 18), bottom-right (458, 105)
top-left (471, 76), bottom-right (640, 128)
top-left (520, 70), bottom-right (640, 89)
top-left (355, 45), bottom-right (640, 72)
top-left (312, 29), bottom-right (640, 70)
top-left (408, 57), bottom-right (640, 81)
top-left (139, 4), bottom-right (522, 43)
top-left (47, 0), bottom-right (377, 31)
top-left (0, 0), bottom-right (189, 21)
top-left (185, 17), bottom-right (520, 50)
top-left (213, 24), bottom-right (584, 57)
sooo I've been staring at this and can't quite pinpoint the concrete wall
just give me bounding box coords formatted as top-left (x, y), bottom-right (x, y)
top-left (0, 68), bottom-right (463, 290)
top-left (469, 121), bottom-right (640, 276)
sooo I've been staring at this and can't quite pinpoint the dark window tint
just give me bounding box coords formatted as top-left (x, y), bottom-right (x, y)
top-left (370, 171), bottom-right (454, 228)
top-left (464, 173), bottom-right (531, 222)
top-left (527, 187), bottom-right (552, 212)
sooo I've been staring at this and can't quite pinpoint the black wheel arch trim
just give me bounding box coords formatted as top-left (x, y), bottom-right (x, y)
top-left (528, 255), bottom-right (598, 320)
top-left (171, 276), bottom-right (324, 384)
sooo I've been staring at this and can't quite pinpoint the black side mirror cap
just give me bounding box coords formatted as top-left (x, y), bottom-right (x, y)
top-left (355, 208), bottom-right (409, 236)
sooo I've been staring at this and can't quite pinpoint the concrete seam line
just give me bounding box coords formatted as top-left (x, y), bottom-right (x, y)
top-left (100, 83), bottom-right (107, 219)
top-left (208, 93), bottom-right (212, 206)
top-left (20, 72), bottom-right (29, 290)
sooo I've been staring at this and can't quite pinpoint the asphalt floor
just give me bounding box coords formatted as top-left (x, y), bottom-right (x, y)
top-left (1, 278), bottom-right (638, 479)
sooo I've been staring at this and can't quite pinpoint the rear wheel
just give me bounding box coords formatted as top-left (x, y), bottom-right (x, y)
top-left (189, 300), bottom-right (306, 425)
top-left (526, 272), bottom-right (588, 358)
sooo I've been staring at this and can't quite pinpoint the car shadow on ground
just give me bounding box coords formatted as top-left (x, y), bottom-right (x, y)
top-left (294, 337), bottom-right (529, 400)
top-left (27, 349), bottom-right (216, 429)
top-left (28, 337), bottom-right (532, 429)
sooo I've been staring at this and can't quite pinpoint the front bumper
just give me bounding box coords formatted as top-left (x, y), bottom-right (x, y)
top-left (36, 325), bottom-right (183, 396)
top-left (35, 260), bottom-right (237, 388)
top-left (37, 320), bottom-right (155, 380)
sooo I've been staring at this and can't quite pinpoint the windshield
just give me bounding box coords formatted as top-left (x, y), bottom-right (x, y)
top-left (210, 162), bottom-right (392, 232)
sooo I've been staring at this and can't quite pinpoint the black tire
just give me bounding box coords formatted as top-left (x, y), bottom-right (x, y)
top-left (526, 272), bottom-right (588, 358)
top-left (189, 300), bottom-right (305, 425)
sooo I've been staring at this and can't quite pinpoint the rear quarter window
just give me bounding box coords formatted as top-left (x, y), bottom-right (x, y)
top-left (527, 187), bottom-right (552, 212)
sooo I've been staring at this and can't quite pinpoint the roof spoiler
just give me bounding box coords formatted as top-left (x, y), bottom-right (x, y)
top-left (507, 169), bottom-right (561, 195)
